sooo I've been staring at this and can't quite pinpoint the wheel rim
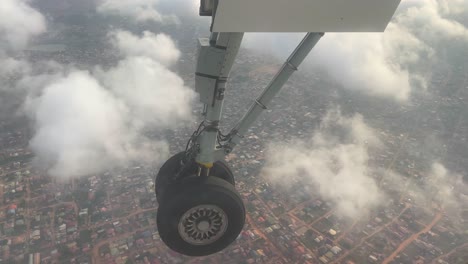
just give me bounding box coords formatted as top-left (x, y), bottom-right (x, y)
top-left (178, 204), bottom-right (228, 246)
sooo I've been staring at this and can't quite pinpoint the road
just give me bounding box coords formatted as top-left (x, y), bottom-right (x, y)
top-left (431, 243), bottom-right (468, 264)
top-left (332, 204), bottom-right (410, 264)
top-left (87, 207), bottom-right (156, 263)
top-left (301, 210), bottom-right (334, 231)
top-left (381, 211), bottom-right (442, 264)
top-left (253, 191), bottom-right (316, 261)
top-left (91, 225), bottom-right (156, 263)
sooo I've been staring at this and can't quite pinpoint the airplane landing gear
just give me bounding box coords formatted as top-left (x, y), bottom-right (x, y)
top-left (155, 152), bottom-right (244, 256)
top-left (154, 30), bottom-right (324, 256)
top-left (156, 175), bottom-right (245, 256)
top-left (155, 152), bottom-right (235, 203)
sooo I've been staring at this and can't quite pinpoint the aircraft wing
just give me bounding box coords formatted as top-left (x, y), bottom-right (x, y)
top-left (211, 0), bottom-right (401, 32)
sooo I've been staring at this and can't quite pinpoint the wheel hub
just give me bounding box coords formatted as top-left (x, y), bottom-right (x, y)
top-left (178, 205), bottom-right (228, 245)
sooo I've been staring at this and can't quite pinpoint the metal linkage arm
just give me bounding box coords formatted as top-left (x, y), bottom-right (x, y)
top-left (225, 32), bottom-right (324, 153)
top-left (194, 32), bottom-right (244, 167)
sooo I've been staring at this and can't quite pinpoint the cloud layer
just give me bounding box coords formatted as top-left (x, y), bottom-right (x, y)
top-left (0, 0), bottom-right (49, 116)
top-left (97, 0), bottom-right (180, 23)
top-left (263, 109), bottom-right (384, 219)
top-left (26, 30), bottom-right (196, 178)
top-left (0, 0), bottom-right (47, 49)
top-left (0, 0), bottom-right (197, 178)
top-left (0, 0), bottom-right (48, 89)
top-left (264, 109), bottom-right (467, 220)
top-left (243, 0), bottom-right (468, 101)
top-left (29, 71), bottom-right (159, 177)
top-left (109, 30), bottom-right (181, 66)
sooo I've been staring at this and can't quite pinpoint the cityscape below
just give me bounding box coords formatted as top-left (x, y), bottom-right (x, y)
top-left (1, 1), bottom-right (467, 264)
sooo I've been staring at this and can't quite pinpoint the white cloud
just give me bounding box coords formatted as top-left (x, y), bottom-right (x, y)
top-left (110, 30), bottom-right (181, 66)
top-left (29, 71), bottom-right (168, 178)
top-left (25, 30), bottom-right (195, 178)
top-left (158, 0), bottom-right (200, 16)
top-left (436, 0), bottom-right (467, 15)
top-left (0, 0), bottom-right (49, 96)
top-left (97, 0), bottom-right (178, 23)
top-left (263, 109), bottom-right (385, 219)
top-left (0, 54), bottom-right (31, 81)
top-left (0, 0), bottom-right (46, 49)
top-left (425, 163), bottom-right (467, 213)
top-left (97, 56), bottom-right (194, 128)
top-left (397, 0), bottom-right (468, 42)
top-left (264, 108), bottom-right (467, 220)
top-left (243, 0), bottom-right (468, 101)
top-left (311, 32), bottom-right (417, 101)
top-left (0, 0), bottom-right (47, 115)
top-left (0, 0), bottom-right (194, 180)
top-left (100, 30), bottom-right (194, 129)
top-left (98, 0), bottom-right (161, 22)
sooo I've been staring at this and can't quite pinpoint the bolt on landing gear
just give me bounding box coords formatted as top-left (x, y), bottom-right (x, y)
top-left (155, 152), bottom-right (245, 256)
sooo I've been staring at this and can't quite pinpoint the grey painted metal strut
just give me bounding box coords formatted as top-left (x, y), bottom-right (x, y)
top-left (194, 32), bottom-right (323, 167)
top-left (225, 32), bottom-right (324, 152)
top-left (195, 32), bottom-right (244, 166)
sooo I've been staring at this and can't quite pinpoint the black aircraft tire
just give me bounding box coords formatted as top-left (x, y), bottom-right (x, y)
top-left (155, 152), bottom-right (235, 203)
top-left (210, 159), bottom-right (236, 186)
top-left (155, 152), bottom-right (186, 203)
top-left (157, 176), bottom-right (245, 256)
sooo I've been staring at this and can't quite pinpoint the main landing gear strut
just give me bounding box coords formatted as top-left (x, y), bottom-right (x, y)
top-left (154, 18), bottom-right (324, 256)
